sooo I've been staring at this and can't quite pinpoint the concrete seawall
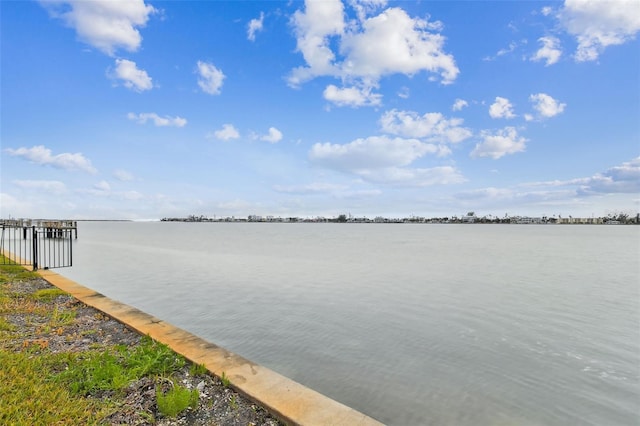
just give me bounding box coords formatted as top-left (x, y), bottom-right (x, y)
top-left (36, 269), bottom-right (384, 426)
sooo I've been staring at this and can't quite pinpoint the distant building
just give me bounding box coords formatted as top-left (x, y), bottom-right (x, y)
top-left (514, 217), bottom-right (544, 224)
top-left (461, 212), bottom-right (476, 223)
top-left (557, 217), bottom-right (604, 224)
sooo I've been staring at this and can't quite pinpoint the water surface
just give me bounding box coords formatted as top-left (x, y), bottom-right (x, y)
top-left (61, 222), bottom-right (640, 425)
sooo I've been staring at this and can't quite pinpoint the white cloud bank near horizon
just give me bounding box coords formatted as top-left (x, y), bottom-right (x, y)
top-left (2, 153), bottom-right (638, 219)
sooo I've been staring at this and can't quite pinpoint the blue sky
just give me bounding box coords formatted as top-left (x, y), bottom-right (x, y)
top-left (1, 0), bottom-right (639, 220)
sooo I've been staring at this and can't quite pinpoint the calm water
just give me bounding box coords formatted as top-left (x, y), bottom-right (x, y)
top-left (60, 222), bottom-right (639, 425)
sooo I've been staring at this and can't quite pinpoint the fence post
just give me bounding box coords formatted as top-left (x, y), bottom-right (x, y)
top-left (32, 226), bottom-right (38, 271)
top-left (69, 228), bottom-right (73, 267)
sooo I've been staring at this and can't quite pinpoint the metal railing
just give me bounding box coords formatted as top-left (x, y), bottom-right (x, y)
top-left (1, 220), bottom-right (77, 270)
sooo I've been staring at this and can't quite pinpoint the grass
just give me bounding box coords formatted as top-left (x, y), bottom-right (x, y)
top-left (0, 261), bottom-right (74, 331)
top-left (0, 349), bottom-right (111, 425)
top-left (0, 316), bottom-right (15, 332)
top-left (156, 380), bottom-right (199, 418)
top-left (54, 335), bottom-right (187, 396)
top-left (0, 258), bottom-right (207, 424)
top-left (32, 288), bottom-right (68, 301)
top-left (220, 371), bottom-right (231, 387)
top-left (229, 394), bottom-right (238, 410)
top-left (0, 258), bottom-right (114, 423)
top-left (0, 260), bottom-right (39, 282)
top-left (49, 305), bottom-right (76, 327)
top-left (190, 362), bottom-right (208, 376)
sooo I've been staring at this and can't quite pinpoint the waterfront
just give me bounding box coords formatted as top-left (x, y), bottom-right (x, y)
top-left (60, 222), bottom-right (639, 425)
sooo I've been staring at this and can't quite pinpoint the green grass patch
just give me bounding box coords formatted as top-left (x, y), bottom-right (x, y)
top-left (54, 335), bottom-right (187, 396)
top-left (0, 265), bottom-right (38, 281)
top-left (0, 349), bottom-right (110, 425)
top-left (32, 288), bottom-right (68, 301)
top-left (0, 256), bottom-right (38, 281)
top-left (0, 316), bottom-right (15, 332)
top-left (49, 306), bottom-right (76, 327)
top-left (156, 381), bottom-right (199, 418)
top-left (0, 292), bottom-right (10, 308)
top-left (220, 371), bottom-right (231, 387)
top-left (229, 394), bottom-right (238, 410)
top-left (189, 362), bottom-right (208, 377)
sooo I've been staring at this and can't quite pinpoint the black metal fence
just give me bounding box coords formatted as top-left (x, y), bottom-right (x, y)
top-left (1, 220), bottom-right (77, 270)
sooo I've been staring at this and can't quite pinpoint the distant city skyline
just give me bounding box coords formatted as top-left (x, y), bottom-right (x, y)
top-left (158, 210), bottom-right (637, 223)
top-left (1, 1), bottom-right (639, 220)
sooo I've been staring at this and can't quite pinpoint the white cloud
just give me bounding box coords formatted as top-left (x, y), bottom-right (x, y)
top-left (581, 157), bottom-right (640, 194)
top-left (127, 112), bottom-right (187, 127)
top-left (560, 0), bottom-right (640, 62)
top-left (483, 40), bottom-right (523, 62)
top-left (211, 124), bottom-right (240, 141)
top-left (273, 182), bottom-right (348, 194)
top-left (454, 186), bottom-right (579, 211)
top-left (289, 2), bottom-right (458, 107)
top-left (497, 41), bottom-right (517, 57)
top-left (247, 12), bottom-right (264, 41)
top-left (519, 177), bottom-right (590, 188)
top-left (323, 84), bottom-right (382, 107)
top-left (113, 169), bottom-right (134, 181)
top-left (452, 98), bottom-right (468, 111)
top-left (308, 133), bottom-right (466, 187)
top-left (471, 127), bottom-right (527, 159)
top-left (260, 127), bottom-right (283, 143)
top-left (455, 187), bottom-right (515, 201)
top-left (197, 61), bottom-right (225, 95)
top-left (82, 183), bottom-right (145, 201)
top-left (13, 180), bottom-right (67, 195)
top-left (339, 7), bottom-right (458, 83)
top-left (489, 97), bottom-right (516, 119)
top-left (216, 198), bottom-right (255, 212)
top-left (0, 193), bottom-right (24, 216)
top-left (456, 157), bottom-right (640, 209)
top-left (379, 109), bottom-right (472, 144)
top-left (310, 135), bottom-right (438, 171)
top-left (121, 191), bottom-right (144, 201)
top-left (529, 93), bottom-right (566, 119)
top-left (333, 188), bottom-right (383, 199)
top-left (93, 180), bottom-right (111, 192)
top-left (110, 59), bottom-right (153, 92)
top-left (289, 0), bottom-right (345, 85)
top-left (41, 0), bottom-right (156, 56)
top-left (5, 145), bottom-right (97, 174)
top-left (348, 0), bottom-right (387, 22)
top-left (531, 36), bottom-right (562, 66)
top-left (356, 166), bottom-right (465, 187)
top-left (541, 6), bottom-right (554, 16)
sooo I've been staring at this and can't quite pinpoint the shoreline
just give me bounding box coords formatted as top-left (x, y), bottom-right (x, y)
top-left (1, 264), bottom-right (282, 425)
top-left (2, 263), bottom-right (383, 425)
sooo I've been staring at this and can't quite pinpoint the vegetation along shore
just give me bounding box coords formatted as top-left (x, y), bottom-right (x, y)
top-left (0, 258), bottom-right (282, 425)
